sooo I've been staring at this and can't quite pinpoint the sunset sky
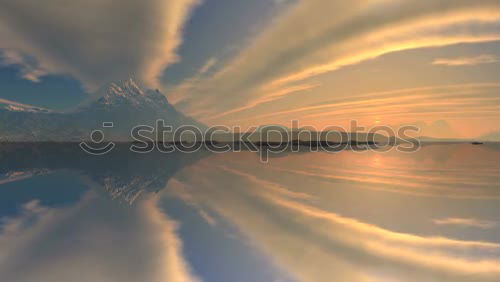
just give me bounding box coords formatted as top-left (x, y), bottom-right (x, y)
top-left (1, 0), bottom-right (500, 138)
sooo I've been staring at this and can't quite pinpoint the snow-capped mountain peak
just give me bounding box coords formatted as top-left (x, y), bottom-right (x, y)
top-left (0, 78), bottom-right (204, 142)
top-left (109, 78), bottom-right (145, 96)
top-left (100, 78), bottom-right (152, 106)
top-left (123, 78), bottom-right (144, 94)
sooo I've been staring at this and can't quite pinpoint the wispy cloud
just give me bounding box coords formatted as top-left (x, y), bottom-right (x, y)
top-left (169, 57), bottom-right (219, 104)
top-left (0, 194), bottom-right (200, 282)
top-left (0, 0), bottom-right (201, 92)
top-left (169, 159), bottom-right (500, 282)
top-left (0, 97), bottom-right (52, 112)
top-left (173, 0), bottom-right (500, 124)
top-left (197, 57), bottom-right (218, 75)
top-left (433, 55), bottom-right (499, 66)
top-left (225, 83), bottom-right (500, 129)
top-left (433, 218), bottom-right (498, 229)
top-left (0, 49), bottom-right (47, 82)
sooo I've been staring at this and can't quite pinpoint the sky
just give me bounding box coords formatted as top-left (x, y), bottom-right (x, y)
top-left (1, 0), bottom-right (500, 138)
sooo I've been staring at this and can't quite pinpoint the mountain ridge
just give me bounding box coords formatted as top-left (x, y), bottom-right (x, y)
top-left (0, 78), bottom-right (204, 142)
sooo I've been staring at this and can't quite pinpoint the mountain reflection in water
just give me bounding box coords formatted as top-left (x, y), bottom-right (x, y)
top-left (1, 143), bottom-right (500, 282)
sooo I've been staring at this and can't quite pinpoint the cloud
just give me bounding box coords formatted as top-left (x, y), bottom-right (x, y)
top-left (168, 179), bottom-right (218, 226)
top-left (168, 159), bottom-right (500, 282)
top-left (169, 57), bottom-right (219, 104)
top-left (224, 83), bottom-right (500, 129)
top-left (481, 130), bottom-right (500, 141)
top-left (172, 0), bottom-right (500, 124)
top-left (411, 120), bottom-right (459, 139)
top-left (0, 169), bottom-right (52, 185)
top-left (0, 49), bottom-right (47, 82)
top-left (0, 0), bottom-right (201, 92)
top-left (197, 57), bottom-right (218, 75)
top-left (0, 97), bottom-right (52, 112)
top-left (433, 218), bottom-right (498, 229)
top-left (433, 54), bottom-right (499, 66)
top-left (0, 193), bottom-right (200, 282)
top-left (273, 0), bottom-right (293, 6)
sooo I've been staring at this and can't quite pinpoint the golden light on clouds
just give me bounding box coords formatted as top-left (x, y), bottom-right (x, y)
top-left (0, 0), bottom-right (201, 91)
top-left (0, 193), bottom-right (200, 282)
top-left (433, 54), bottom-right (499, 66)
top-left (170, 0), bottom-right (500, 135)
top-left (165, 147), bottom-right (500, 282)
top-left (220, 83), bottom-right (500, 137)
top-left (1, 0), bottom-right (500, 138)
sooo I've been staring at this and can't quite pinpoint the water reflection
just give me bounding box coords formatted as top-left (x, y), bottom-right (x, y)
top-left (1, 143), bottom-right (500, 281)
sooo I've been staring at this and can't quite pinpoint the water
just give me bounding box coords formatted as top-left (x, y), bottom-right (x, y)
top-left (1, 143), bottom-right (500, 282)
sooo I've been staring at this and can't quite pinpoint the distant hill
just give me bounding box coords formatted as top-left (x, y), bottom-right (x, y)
top-left (417, 136), bottom-right (473, 143)
top-left (480, 131), bottom-right (500, 142)
top-left (417, 134), bottom-right (500, 143)
top-left (210, 125), bottom-right (404, 144)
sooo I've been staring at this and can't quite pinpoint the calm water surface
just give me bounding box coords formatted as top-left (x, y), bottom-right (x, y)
top-left (1, 143), bottom-right (500, 282)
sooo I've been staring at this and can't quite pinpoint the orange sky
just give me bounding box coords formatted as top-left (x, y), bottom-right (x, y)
top-left (166, 0), bottom-right (500, 139)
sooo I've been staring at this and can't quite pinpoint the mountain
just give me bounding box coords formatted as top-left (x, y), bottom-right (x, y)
top-left (211, 124), bottom-right (403, 144)
top-left (480, 131), bottom-right (500, 142)
top-left (0, 79), bottom-right (204, 142)
top-left (417, 135), bottom-right (499, 143)
top-left (0, 143), bottom-right (211, 204)
top-left (416, 136), bottom-right (473, 143)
